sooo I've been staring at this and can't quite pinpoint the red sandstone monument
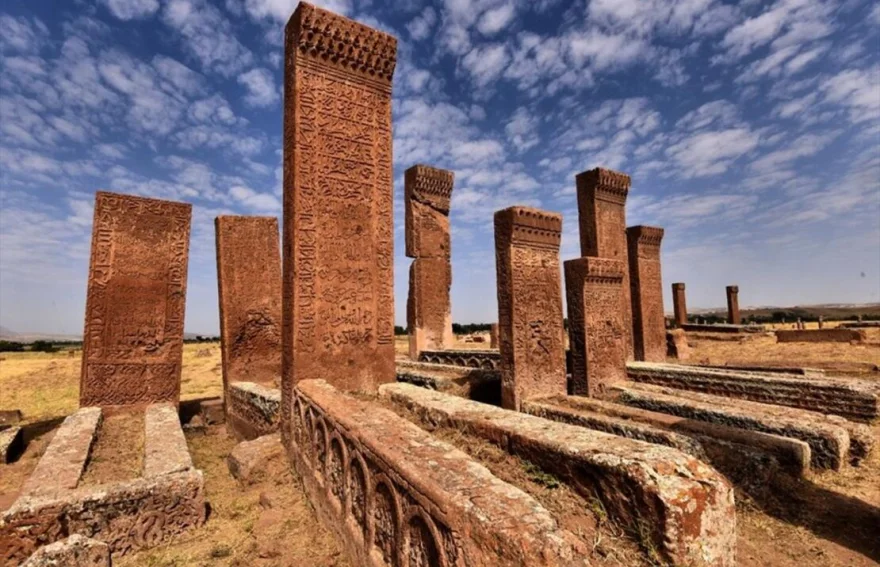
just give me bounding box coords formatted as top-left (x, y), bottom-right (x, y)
top-left (672, 282), bottom-right (688, 327)
top-left (405, 164), bottom-right (455, 358)
top-left (281, 2), bottom-right (397, 396)
top-left (627, 226), bottom-right (666, 362)
top-left (80, 191), bottom-right (191, 408)
top-left (726, 285), bottom-right (741, 325)
top-left (494, 207), bottom-right (567, 410)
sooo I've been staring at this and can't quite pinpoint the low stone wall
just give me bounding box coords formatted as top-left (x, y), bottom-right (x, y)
top-left (681, 323), bottom-right (765, 333)
top-left (0, 426), bottom-right (23, 464)
top-left (395, 360), bottom-right (501, 404)
top-left (227, 382), bottom-right (281, 440)
top-left (417, 349), bottom-right (500, 370)
top-left (381, 383), bottom-right (736, 567)
top-left (775, 328), bottom-right (866, 343)
top-left (612, 383), bottom-right (859, 470)
top-left (714, 363), bottom-right (825, 378)
top-left (840, 321), bottom-right (880, 328)
top-left (288, 380), bottom-right (589, 567)
top-left (626, 362), bottom-right (879, 422)
top-left (723, 359), bottom-right (880, 375)
top-left (1, 404), bottom-right (205, 565)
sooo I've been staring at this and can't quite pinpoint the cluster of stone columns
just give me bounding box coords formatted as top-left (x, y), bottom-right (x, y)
top-left (670, 283), bottom-right (744, 327)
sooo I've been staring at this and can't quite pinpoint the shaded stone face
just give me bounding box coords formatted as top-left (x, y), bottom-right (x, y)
top-left (80, 191), bottom-right (191, 408)
top-left (494, 207), bottom-right (566, 410)
top-left (281, 2), bottom-right (397, 397)
top-left (672, 283), bottom-right (687, 327)
top-left (215, 216), bottom-right (282, 394)
top-left (726, 285), bottom-right (740, 325)
top-left (575, 168), bottom-right (633, 358)
top-left (405, 165), bottom-right (454, 357)
top-left (565, 257), bottom-right (628, 397)
top-left (627, 226), bottom-right (666, 362)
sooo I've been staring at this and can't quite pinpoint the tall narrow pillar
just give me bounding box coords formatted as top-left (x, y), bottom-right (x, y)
top-left (405, 164), bottom-right (454, 359)
top-left (726, 285), bottom-right (740, 325)
top-left (281, 0), bottom-right (398, 413)
top-left (575, 167), bottom-right (633, 359)
top-left (489, 323), bottom-right (499, 349)
top-left (494, 207), bottom-right (566, 411)
top-left (672, 283), bottom-right (688, 327)
top-left (565, 257), bottom-right (628, 397)
top-left (627, 226), bottom-right (666, 362)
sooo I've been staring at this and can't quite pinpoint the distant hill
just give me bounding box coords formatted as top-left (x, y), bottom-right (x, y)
top-left (0, 325), bottom-right (17, 338)
top-left (687, 303), bottom-right (880, 321)
top-left (0, 326), bottom-right (214, 343)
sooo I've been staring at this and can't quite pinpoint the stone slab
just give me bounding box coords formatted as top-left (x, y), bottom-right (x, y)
top-left (611, 382), bottom-right (855, 470)
top-left (840, 321), bottom-right (880, 328)
top-left (417, 349), bottom-right (500, 369)
top-left (381, 383), bottom-right (736, 567)
top-left (0, 409), bottom-right (22, 427)
top-left (395, 360), bottom-right (501, 405)
top-left (21, 534), bottom-right (109, 567)
top-left (627, 226), bottom-right (666, 362)
top-left (714, 363), bottom-right (825, 378)
top-left (143, 403), bottom-right (192, 478)
top-left (407, 257), bottom-right (453, 357)
top-left (626, 362), bottom-right (880, 422)
top-left (199, 399), bottom-right (225, 425)
top-left (21, 408), bottom-right (101, 498)
top-left (681, 324), bottom-right (765, 333)
top-left (723, 359), bottom-right (880, 375)
top-left (0, 426), bottom-right (23, 464)
top-left (776, 329), bottom-right (867, 343)
top-left (666, 329), bottom-right (690, 361)
top-left (227, 382), bottom-right (281, 441)
top-left (293, 380), bottom-right (590, 567)
top-left (80, 191), bottom-right (191, 408)
top-left (227, 433), bottom-right (284, 486)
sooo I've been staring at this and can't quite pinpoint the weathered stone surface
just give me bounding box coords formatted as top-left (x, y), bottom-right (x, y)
top-left (612, 382), bottom-right (854, 470)
top-left (80, 192), bottom-right (191, 408)
top-left (626, 362), bottom-right (879, 422)
top-left (395, 360), bottom-right (501, 404)
top-left (21, 408), bottom-right (101, 498)
top-left (143, 403), bottom-right (192, 478)
top-left (494, 207), bottom-right (567, 410)
top-left (199, 398), bottom-right (225, 425)
top-left (532, 395), bottom-right (810, 478)
top-left (666, 329), bottom-right (690, 360)
top-left (776, 328), bottom-right (867, 343)
top-left (215, 216), bottom-right (282, 398)
top-left (0, 426), bottom-right (23, 464)
top-left (672, 282), bottom-right (687, 327)
top-left (565, 257), bottom-right (628, 397)
top-left (489, 323), bottom-right (499, 348)
top-left (681, 323), bottom-right (765, 333)
top-left (1, 470), bottom-right (205, 564)
top-left (576, 167), bottom-right (633, 358)
top-left (227, 434), bottom-right (283, 486)
top-left (227, 382), bottom-right (281, 441)
top-left (295, 380), bottom-right (590, 567)
top-left (0, 409), bottom-right (22, 427)
top-left (716, 363), bottom-right (825, 378)
top-left (418, 348), bottom-right (500, 369)
top-left (840, 320), bottom-right (880, 328)
top-left (627, 226), bottom-right (665, 362)
top-left (21, 534), bottom-right (109, 567)
top-left (381, 382), bottom-right (735, 567)
top-left (282, 2), bottom-right (397, 396)
top-left (407, 257), bottom-right (453, 358)
top-left (725, 286), bottom-right (740, 325)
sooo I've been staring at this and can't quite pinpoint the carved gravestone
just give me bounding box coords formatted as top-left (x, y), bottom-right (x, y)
top-left (80, 191), bottom-right (191, 407)
top-left (726, 285), bottom-right (741, 325)
top-left (494, 207), bottom-right (566, 410)
top-left (672, 282), bottom-right (687, 327)
top-left (565, 257), bottom-right (628, 397)
top-left (281, 2), bottom-right (397, 397)
top-left (576, 168), bottom-right (633, 359)
top-left (215, 216), bottom-right (282, 392)
top-left (627, 226), bottom-right (666, 362)
top-left (405, 165), bottom-right (454, 359)
top-left (489, 323), bottom-right (499, 349)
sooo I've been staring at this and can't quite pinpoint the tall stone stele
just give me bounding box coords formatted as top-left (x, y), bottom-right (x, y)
top-left (565, 257), bottom-right (629, 397)
top-left (215, 216), bottom-right (282, 394)
top-left (405, 164), bottom-right (454, 359)
top-left (80, 191), bottom-right (191, 408)
top-left (576, 167), bottom-right (634, 359)
top-left (672, 282), bottom-right (688, 327)
top-left (281, 0), bottom-right (397, 411)
top-left (726, 285), bottom-right (741, 325)
top-left (494, 207), bottom-right (567, 411)
top-left (627, 226), bottom-right (666, 362)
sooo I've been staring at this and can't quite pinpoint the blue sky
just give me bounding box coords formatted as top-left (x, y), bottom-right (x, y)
top-left (1, 0), bottom-right (878, 336)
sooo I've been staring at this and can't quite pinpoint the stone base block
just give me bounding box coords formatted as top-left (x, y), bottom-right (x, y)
top-left (626, 362), bottom-right (879, 422)
top-left (395, 360), bottom-right (501, 404)
top-left (666, 329), bottom-right (690, 360)
top-left (21, 534), bottom-right (109, 567)
top-left (0, 410), bottom-right (22, 427)
top-left (289, 380), bottom-right (590, 567)
top-left (381, 383), bottom-right (736, 567)
top-left (1, 426), bottom-right (23, 464)
top-left (226, 382), bottom-right (281, 440)
top-left (776, 329), bottom-right (867, 343)
top-left (227, 434), bottom-right (283, 486)
top-left (200, 399), bottom-right (225, 425)
top-left (417, 349), bottom-right (500, 370)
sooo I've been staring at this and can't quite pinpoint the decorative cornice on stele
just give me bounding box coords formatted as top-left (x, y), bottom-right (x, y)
top-left (628, 225), bottom-right (665, 247)
top-left (497, 206), bottom-right (563, 251)
top-left (576, 167), bottom-right (631, 204)
top-left (405, 164), bottom-right (454, 214)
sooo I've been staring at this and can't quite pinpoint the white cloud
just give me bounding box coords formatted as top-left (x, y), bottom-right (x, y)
top-left (240, 0), bottom-right (352, 21)
top-left (407, 7), bottom-right (437, 41)
top-left (162, 0), bottom-right (254, 76)
top-left (461, 43), bottom-right (509, 89)
top-left (820, 66), bottom-right (880, 123)
top-left (477, 3), bottom-right (516, 35)
top-left (504, 107), bottom-right (540, 152)
top-left (100, 0), bottom-right (160, 20)
top-left (666, 128), bottom-right (760, 177)
top-left (230, 185), bottom-right (281, 212)
top-left (0, 15), bottom-right (49, 53)
top-left (237, 67), bottom-right (279, 107)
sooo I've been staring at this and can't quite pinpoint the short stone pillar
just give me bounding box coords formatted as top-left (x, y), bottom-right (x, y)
top-left (666, 329), bottom-right (690, 361)
top-left (672, 283), bottom-right (688, 327)
top-left (575, 167), bottom-right (633, 358)
top-left (627, 226), bottom-right (665, 362)
top-left (494, 207), bottom-right (567, 410)
top-left (818, 316), bottom-right (824, 329)
top-left (405, 164), bottom-right (455, 359)
top-left (489, 323), bottom-right (499, 349)
top-left (565, 257), bottom-right (628, 398)
top-left (726, 285), bottom-right (741, 325)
